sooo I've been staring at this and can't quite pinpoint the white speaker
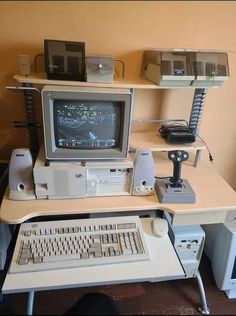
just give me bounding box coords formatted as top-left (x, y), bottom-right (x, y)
top-left (18, 54), bottom-right (30, 76)
top-left (9, 148), bottom-right (35, 200)
top-left (132, 149), bottom-right (155, 196)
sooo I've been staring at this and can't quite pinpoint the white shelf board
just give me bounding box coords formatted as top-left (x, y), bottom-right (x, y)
top-left (13, 73), bottom-right (209, 90)
top-left (129, 131), bottom-right (206, 152)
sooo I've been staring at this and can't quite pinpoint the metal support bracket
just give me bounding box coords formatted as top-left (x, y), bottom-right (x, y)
top-left (6, 86), bottom-right (41, 94)
top-left (189, 88), bottom-right (208, 136)
top-left (6, 84), bottom-right (41, 161)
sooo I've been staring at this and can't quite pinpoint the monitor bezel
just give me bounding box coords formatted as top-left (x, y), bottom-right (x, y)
top-left (42, 86), bottom-right (133, 160)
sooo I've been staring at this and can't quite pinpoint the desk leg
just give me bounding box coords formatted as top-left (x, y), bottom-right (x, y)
top-left (196, 271), bottom-right (210, 315)
top-left (27, 291), bottom-right (35, 315)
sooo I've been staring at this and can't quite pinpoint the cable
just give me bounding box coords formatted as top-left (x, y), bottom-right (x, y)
top-left (115, 59), bottom-right (125, 79)
top-left (166, 122), bottom-right (189, 128)
top-left (195, 133), bottom-right (214, 163)
top-left (155, 176), bottom-right (171, 180)
top-left (158, 122), bottom-right (189, 135)
top-left (34, 53), bottom-right (45, 73)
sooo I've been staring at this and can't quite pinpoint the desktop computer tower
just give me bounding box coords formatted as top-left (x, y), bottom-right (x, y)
top-left (164, 212), bottom-right (205, 278)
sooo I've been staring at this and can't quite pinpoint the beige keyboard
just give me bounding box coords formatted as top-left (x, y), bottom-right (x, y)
top-left (9, 216), bottom-right (150, 274)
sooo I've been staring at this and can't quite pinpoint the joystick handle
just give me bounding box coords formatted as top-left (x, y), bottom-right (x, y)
top-left (168, 150), bottom-right (189, 186)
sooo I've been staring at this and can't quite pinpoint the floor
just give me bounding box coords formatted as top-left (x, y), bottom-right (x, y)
top-left (1, 253), bottom-right (236, 315)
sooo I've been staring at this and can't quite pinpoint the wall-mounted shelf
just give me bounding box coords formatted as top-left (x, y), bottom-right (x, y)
top-left (129, 131), bottom-right (205, 167)
top-left (129, 131), bottom-right (205, 152)
top-left (13, 73), bottom-right (212, 90)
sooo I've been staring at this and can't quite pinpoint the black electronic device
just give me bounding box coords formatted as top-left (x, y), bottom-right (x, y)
top-left (159, 124), bottom-right (196, 144)
top-left (44, 39), bottom-right (85, 81)
top-left (168, 150), bottom-right (189, 187)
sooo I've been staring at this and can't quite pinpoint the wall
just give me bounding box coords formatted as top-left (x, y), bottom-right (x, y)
top-left (0, 1), bottom-right (236, 190)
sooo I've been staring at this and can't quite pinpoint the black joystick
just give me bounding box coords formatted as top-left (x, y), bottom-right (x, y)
top-left (168, 150), bottom-right (189, 187)
top-left (155, 149), bottom-right (195, 203)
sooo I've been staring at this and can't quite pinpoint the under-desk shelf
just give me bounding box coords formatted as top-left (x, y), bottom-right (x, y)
top-left (129, 131), bottom-right (206, 152)
top-left (2, 218), bottom-right (184, 294)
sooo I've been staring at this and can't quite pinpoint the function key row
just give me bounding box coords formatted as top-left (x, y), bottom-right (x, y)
top-left (23, 222), bottom-right (136, 237)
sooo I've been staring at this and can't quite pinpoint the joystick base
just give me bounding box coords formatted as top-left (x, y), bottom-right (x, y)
top-left (155, 178), bottom-right (196, 203)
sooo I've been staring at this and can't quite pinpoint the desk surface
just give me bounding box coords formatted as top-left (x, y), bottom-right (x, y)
top-left (1, 157), bottom-right (235, 226)
top-left (2, 218), bottom-right (184, 294)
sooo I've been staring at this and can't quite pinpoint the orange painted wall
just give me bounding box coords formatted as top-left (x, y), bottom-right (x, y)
top-left (0, 1), bottom-right (236, 189)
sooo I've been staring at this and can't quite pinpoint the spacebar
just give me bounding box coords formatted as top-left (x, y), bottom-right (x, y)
top-left (42, 254), bottom-right (81, 263)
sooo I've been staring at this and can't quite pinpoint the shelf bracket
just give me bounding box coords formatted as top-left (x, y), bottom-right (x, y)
top-left (7, 84), bottom-right (40, 161)
top-left (189, 88), bottom-right (208, 135)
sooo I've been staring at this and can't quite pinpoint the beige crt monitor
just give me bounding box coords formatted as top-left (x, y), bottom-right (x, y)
top-left (41, 85), bottom-right (134, 161)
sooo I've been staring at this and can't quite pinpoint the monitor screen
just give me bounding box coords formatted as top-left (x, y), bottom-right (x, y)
top-left (54, 100), bottom-right (122, 150)
top-left (42, 86), bottom-right (133, 160)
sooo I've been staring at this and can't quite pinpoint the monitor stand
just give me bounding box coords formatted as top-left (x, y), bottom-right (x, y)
top-left (155, 150), bottom-right (196, 203)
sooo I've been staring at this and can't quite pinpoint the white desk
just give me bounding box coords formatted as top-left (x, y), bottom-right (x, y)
top-left (1, 158), bottom-right (235, 314)
top-left (1, 157), bottom-right (235, 226)
top-left (3, 74), bottom-right (236, 314)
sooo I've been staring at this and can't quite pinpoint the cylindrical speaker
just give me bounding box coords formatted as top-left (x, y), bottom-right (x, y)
top-left (9, 148), bottom-right (35, 200)
top-left (131, 149), bottom-right (155, 196)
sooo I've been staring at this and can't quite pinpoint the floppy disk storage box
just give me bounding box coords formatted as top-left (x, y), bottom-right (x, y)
top-left (143, 49), bottom-right (229, 87)
top-left (143, 50), bottom-right (195, 86)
